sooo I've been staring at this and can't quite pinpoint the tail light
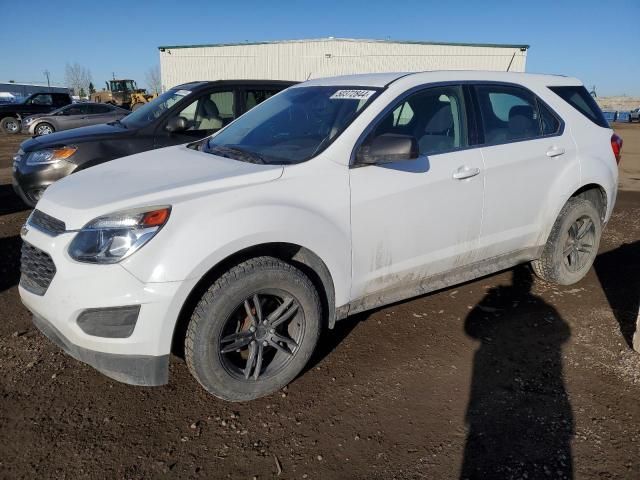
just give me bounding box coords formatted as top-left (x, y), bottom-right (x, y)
top-left (611, 133), bottom-right (623, 164)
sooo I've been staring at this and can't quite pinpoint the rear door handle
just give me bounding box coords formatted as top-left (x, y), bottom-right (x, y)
top-left (452, 166), bottom-right (481, 180)
top-left (546, 146), bottom-right (566, 157)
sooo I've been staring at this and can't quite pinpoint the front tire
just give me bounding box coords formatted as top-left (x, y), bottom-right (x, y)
top-left (0, 116), bottom-right (20, 134)
top-left (531, 197), bottom-right (602, 285)
top-left (185, 257), bottom-right (322, 401)
top-left (34, 122), bottom-right (55, 136)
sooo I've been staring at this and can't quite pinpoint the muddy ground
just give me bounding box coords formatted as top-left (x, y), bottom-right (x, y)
top-left (0, 126), bottom-right (639, 479)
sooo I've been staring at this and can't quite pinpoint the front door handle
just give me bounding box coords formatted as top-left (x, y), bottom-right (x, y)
top-left (452, 166), bottom-right (481, 180)
top-left (546, 146), bottom-right (566, 157)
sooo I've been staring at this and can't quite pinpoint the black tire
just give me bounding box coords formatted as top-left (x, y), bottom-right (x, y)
top-left (34, 122), bottom-right (55, 136)
top-left (531, 197), bottom-right (602, 285)
top-left (0, 116), bottom-right (20, 134)
top-left (185, 256), bottom-right (322, 401)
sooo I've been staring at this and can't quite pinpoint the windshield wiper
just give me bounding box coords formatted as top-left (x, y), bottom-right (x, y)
top-left (206, 145), bottom-right (266, 164)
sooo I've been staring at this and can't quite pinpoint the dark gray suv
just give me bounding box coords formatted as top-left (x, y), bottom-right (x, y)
top-left (12, 80), bottom-right (295, 206)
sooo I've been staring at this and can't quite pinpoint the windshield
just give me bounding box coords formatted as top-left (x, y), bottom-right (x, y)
top-left (121, 89), bottom-right (191, 127)
top-left (202, 86), bottom-right (379, 164)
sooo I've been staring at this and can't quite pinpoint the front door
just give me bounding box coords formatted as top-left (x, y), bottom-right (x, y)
top-left (349, 85), bottom-right (485, 304)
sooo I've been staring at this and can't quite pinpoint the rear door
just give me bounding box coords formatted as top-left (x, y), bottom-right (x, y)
top-left (473, 83), bottom-right (578, 259)
top-left (349, 84), bottom-right (485, 302)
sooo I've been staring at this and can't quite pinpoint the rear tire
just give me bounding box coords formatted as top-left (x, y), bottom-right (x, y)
top-left (0, 116), bottom-right (20, 134)
top-left (34, 122), bottom-right (54, 136)
top-left (185, 256), bottom-right (322, 401)
top-left (531, 197), bottom-right (602, 285)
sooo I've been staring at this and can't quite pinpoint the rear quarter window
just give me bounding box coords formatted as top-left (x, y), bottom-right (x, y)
top-left (548, 86), bottom-right (609, 128)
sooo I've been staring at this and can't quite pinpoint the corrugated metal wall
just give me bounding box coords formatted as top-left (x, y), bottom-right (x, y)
top-left (159, 39), bottom-right (527, 90)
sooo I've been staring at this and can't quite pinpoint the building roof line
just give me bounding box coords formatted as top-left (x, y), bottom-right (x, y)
top-left (158, 37), bottom-right (530, 51)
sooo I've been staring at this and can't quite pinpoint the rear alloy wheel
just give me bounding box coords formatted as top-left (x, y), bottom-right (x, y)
top-left (34, 122), bottom-right (54, 136)
top-left (0, 116), bottom-right (20, 134)
top-left (185, 257), bottom-right (322, 401)
top-left (531, 197), bottom-right (602, 285)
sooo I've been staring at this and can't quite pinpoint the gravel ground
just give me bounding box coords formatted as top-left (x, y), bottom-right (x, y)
top-left (0, 128), bottom-right (639, 479)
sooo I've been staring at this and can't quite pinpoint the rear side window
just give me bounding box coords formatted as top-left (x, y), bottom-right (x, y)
top-left (88, 104), bottom-right (112, 114)
top-left (549, 86), bottom-right (609, 128)
top-left (475, 85), bottom-right (540, 143)
top-left (538, 101), bottom-right (561, 135)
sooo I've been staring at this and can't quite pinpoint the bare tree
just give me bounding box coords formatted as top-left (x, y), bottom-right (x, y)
top-left (65, 63), bottom-right (92, 98)
top-left (145, 66), bottom-right (162, 95)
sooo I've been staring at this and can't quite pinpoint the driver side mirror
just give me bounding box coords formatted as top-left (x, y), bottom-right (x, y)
top-left (166, 116), bottom-right (188, 133)
top-left (355, 133), bottom-right (419, 166)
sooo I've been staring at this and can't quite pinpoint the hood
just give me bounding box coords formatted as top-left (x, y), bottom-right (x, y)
top-left (37, 145), bottom-right (284, 228)
top-left (21, 122), bottom-right (133, 152)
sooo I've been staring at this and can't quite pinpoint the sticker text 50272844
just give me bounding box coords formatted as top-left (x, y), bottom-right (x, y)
top-left (330, 90), bottom-right (376, 101)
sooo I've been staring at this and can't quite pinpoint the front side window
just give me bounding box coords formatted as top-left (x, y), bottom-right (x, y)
top-left (369, 85), bottom-right (466, 155)
top-left (30, 94), bottom-right (53, 106)
top-left (170, 90), bottom-right (235, 132)
top-left (203, 86), bottom-right (379, 164)
top-left (121, 89), bottom-right (191, 127)
top-left (475, 85), bottom-right (540, 143)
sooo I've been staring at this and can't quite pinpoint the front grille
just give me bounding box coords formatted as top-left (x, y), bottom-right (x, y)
top-left (29, 209), bottom-right (66, 236)
top-left (20, 242), bottom-right (56, 295)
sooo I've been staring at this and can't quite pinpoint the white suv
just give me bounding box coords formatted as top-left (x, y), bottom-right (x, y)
top-left (19, 71), bottom-right (622, 401)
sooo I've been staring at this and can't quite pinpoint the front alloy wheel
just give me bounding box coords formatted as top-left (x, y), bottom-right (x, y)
top-left (219, 292), bottom-right (304, 381)
top-left (35, 123), bottom-right (54, 136)
top-left (185, 257), bottom-right (322, 401)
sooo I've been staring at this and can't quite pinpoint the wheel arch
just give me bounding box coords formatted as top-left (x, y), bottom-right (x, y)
top-left (537, 182), bottom-right (609, 251)
top-left (570, 183), bottom-right (607, 222)
top-left (171, 242), bottom-right (337, 358)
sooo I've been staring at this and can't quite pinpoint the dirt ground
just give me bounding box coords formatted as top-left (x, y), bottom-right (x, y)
top-left (0, 126), bottom-right (639, 479)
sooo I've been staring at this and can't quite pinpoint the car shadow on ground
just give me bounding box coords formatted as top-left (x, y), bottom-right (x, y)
top-left (460, 266), bottom-right (574, 479)
top-left (0, 183), bottom-right (30, 216)
top-left (0, 235), bottom-right (22, 293)
top-left (594, 241), bottom-right (640, 349)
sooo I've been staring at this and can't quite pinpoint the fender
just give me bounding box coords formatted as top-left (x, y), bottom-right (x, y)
top-left (121, 202), bottom-right (352, 308)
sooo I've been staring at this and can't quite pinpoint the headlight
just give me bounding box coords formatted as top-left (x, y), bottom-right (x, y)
top-left (24, 117), bottom-right (35, 125)
top-left (26, 146), bottom-right (77, 166)
top-left (68, 206), bottom-right (171, 264)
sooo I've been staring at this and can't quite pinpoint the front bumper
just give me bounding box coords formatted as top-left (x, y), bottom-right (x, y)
top-left (19, 225), bottom-right (196, 386)
top-left (32, 314), bottom-right (169, 386)
top-left (12, 157), bottom-right (77, 207)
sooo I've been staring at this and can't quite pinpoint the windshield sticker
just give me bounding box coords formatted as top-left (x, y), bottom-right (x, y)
top-left (330, 89), bottom-right (376, 101)
top-left (175, 89), bottom-right (191, 96)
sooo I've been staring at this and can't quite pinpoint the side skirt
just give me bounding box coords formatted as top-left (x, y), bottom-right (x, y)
top-left (336, 246), bottom-right (542, 320)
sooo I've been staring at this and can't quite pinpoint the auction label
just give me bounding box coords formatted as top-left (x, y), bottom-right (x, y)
top-left (175, 89), bottom-right (191, 96)
top-left (330, 89), bottom-right (376, 100)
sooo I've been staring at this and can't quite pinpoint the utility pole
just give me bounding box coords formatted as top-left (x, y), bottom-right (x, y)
top-left (43, 70), bottom-right (51, 91)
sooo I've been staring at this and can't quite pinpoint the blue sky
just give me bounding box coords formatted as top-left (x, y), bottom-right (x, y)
top-left (1, 0), bottom-right (638, 96)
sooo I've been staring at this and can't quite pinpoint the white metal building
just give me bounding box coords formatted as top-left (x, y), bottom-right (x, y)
top-left (158, 38), bottom-right (529, 90)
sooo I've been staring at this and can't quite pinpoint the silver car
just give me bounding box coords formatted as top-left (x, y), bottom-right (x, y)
top-left (22, 103), bottom-right (129, 136)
